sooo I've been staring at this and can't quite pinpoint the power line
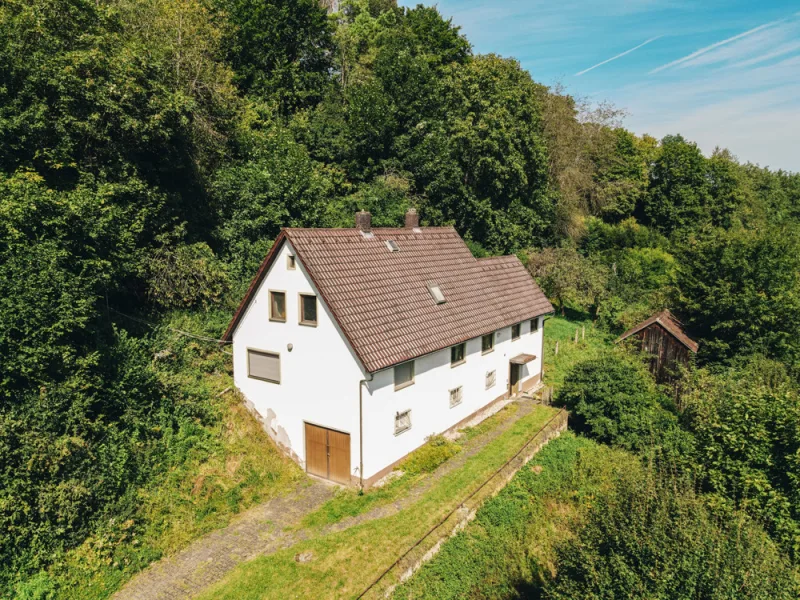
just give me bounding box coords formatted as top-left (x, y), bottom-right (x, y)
top-left (107, 307), bottom-right (232, 345)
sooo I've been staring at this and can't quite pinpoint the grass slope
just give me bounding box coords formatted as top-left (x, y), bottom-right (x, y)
top-left (543, 314), bottom-right (612, 391)
top-left (392, 434), bottom-right (640, 599)
top-left (197, 405), bottom-right (560, 600)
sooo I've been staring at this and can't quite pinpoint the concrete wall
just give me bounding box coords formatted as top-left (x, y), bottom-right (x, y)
top-left (232, 239), bottom-right (366, 475)
top-left (361, 317), bottom-right (544, 481)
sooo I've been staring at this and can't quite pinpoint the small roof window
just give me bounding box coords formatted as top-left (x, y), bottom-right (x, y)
top-left (385, 240), bottom-right (400, 252)
top-left (428, 283), bottom-right (445, 304)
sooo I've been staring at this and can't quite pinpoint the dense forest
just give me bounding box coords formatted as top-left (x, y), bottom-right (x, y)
top-left (1, 0), bottom-right (799, 597)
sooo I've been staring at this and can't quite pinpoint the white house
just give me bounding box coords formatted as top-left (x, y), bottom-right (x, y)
top-left (222, 209), bottom-right (554, 487)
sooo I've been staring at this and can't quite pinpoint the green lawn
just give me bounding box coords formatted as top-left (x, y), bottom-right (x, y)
top-left (197, 404), bottom-right (561, 600)
top-left (543, 314), bottom-right (613, 391)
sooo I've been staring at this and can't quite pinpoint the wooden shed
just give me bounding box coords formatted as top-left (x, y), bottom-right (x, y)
top-left (616, 309), bottom-right (698, 384)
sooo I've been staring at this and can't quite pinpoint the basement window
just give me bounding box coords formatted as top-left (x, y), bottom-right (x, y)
top-left (395, 410), bottom-right (412, 435)
top-left (428, 283), bottom-right (445, 304)
top-left (486, 370), bottom-right (496, 390)
top-left (449, 386), bottom-right (463, 408)
top-left (385, 240), bottom-right (400, 252)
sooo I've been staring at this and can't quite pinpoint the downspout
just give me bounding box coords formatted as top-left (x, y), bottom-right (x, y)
top-left (359, 373), bottom-right (374, 491)
top-left (540, 316), bottom-right (547, 383)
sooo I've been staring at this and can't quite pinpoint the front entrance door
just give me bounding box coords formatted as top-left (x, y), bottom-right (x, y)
top-left (509, 363), bottom-right (521, 395)
top-left (304, 423), bottom-right (351, 485)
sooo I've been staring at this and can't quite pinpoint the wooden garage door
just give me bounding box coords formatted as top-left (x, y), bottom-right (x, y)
top-left (304, 423), bottom-right (351, 485)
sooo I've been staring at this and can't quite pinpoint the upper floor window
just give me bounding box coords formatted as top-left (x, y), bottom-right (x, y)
top-left (299, 293), bottom-right (317, 326)
top-left (287, 254), bottom-right (296, 270)
top-left (450, 342), bottom-right (466, 366)
top-left (481, 333), bottom-right (494, 354)
top-left (269, 291), bottom-right (286, 322)
top-left (394, 361), bottom-right (415, 391)
top-left (530, 318), bottom-right (539, 334)
top-left (512, 323), bottom-right (521, 340)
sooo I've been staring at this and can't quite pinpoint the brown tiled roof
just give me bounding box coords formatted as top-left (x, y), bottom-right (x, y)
top-left (616, 309), bottom-right (699, 353)
top-left (223, 227), bottom-right (553, 372)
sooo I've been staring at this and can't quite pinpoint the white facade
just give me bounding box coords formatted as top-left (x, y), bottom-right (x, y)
top-left (231, 239), bottom-right (545, 485)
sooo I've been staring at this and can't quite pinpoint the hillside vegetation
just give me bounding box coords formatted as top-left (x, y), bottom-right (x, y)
top-left (1, 0), bottom-right (799, 597)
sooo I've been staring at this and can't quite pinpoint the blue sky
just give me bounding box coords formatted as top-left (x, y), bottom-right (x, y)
top-left (398, 0), bottom-right (800, 172)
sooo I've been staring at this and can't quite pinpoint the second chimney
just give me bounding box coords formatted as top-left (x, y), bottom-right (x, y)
top-left (405, 207), bottom-right (419, 228)
top-left (355, 210), bottom-right (372, 232)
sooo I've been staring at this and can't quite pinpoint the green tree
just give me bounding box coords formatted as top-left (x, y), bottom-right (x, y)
top-left (677, 225), bottom-right (800, 366)
top-left (219, 0), bottom-right (333, 113)
top-left (526, 247), bottom-right (609, 315)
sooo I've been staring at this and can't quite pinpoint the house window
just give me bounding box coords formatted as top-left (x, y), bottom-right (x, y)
top-left (512, 323), bottom-right (521, 340)
top-left (486, 370), bottom-right (496, 390)
top-left (481, 333), bottom-right (494, 354)
top-left (394, 361), bottom-right (415, 390)
top-left (299, 294), bottom-right (317, 326)
top-left (269, 291), bottom-right (286, 322)
top-left (450, 342), bottom-right (466, 366)
top-left (248, 349), bottom-right (280, 384)
top-left (449, 386), bottom-right (463, 408)
top-left (287, 255), bottom-right (296, 270)
top-left (428, 283), bottom-right (446, 304)
top-left (395, 410), bottom-right (411, 435)
top-left (530, 318), bottom-right (539, 334)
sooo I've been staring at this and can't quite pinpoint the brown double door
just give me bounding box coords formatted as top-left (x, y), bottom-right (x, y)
top-left (305, 423), bottom-right (351, 485)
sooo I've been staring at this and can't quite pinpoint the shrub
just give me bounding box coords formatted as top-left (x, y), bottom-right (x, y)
top-left (557, 352), bottom-right (694, 466)
top-left (545, 471), bottom-right (797, 599)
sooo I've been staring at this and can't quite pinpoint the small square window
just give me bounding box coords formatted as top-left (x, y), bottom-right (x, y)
top-left (450, 343), bottom-right (466, 366)
top-left (299, 294), bottom-right (317, 326)
top-left (512, 323), bottom-right (521, 340)
top-left (287, 255), bottom-right (296, 270)
top-left (270, 291), bottom-right (286, 322)
top-left (394, 361), bottom-right (415, 390)
top-left (449, 386), bottom-right (463, 408)
top-left (395, 409), bottom-right (411, 435)
top-left (481, 333), bottom-right (494, 354)
top-left (530, 318), bottom-right (539, 334)
top-left (486, 370), bottom-right (496, 390)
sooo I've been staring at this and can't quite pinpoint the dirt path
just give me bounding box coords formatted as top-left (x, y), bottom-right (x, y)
top-left (113, 397), bottom-right (538, 600)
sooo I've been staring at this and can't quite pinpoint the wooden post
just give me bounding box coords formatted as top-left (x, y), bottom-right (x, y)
top-left (555, 341), bottom-right (559, 355)
top-left (582, 326), bottom-right (585, 341)
top-left (574, 328), bottom-right (579, 344)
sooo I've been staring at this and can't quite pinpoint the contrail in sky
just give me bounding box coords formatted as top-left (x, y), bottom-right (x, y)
top-left (649, 18), bottom-right (783, 73)
top-left (575, 36), bottom-right (663, 76)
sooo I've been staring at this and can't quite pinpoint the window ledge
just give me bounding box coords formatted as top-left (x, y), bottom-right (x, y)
top-left (394, 426), bottom-right (411, 436)
top-left (394, 380), bottom-right (415, 392)
top-left (481, 348), bottom-right (494, 356)
top-left (269, 317), bottom-right (286, 323)
top-left (450, 359), bottom-right (466, 368)
top-left (299, 321), bottom-right (318, 328)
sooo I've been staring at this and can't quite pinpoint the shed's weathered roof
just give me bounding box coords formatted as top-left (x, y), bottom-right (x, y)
top-left (616, 309), bottom-right (699, 353)
top-left (223, 227), bottom-right (553, 372)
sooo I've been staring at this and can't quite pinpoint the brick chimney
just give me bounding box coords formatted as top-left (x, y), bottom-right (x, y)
top-left (404, 208), bottom-right (419, 228)
top-left (355, 210), bottom-right (371, 232)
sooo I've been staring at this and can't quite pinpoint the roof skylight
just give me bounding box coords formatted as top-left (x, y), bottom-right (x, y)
top-left (385, 240), bottom-right (400, 252)
top-left (428, 283), bottom-right (445, 304)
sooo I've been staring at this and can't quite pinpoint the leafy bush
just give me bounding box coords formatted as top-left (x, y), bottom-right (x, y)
top-left (545, 471), bottom-right (797, 599)
top-left (683, 357), bottom-right (800, 558)
top-left (401, 435), bottom-right (461, 476)
top-left (557, 352), bottom-right (694, 465)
